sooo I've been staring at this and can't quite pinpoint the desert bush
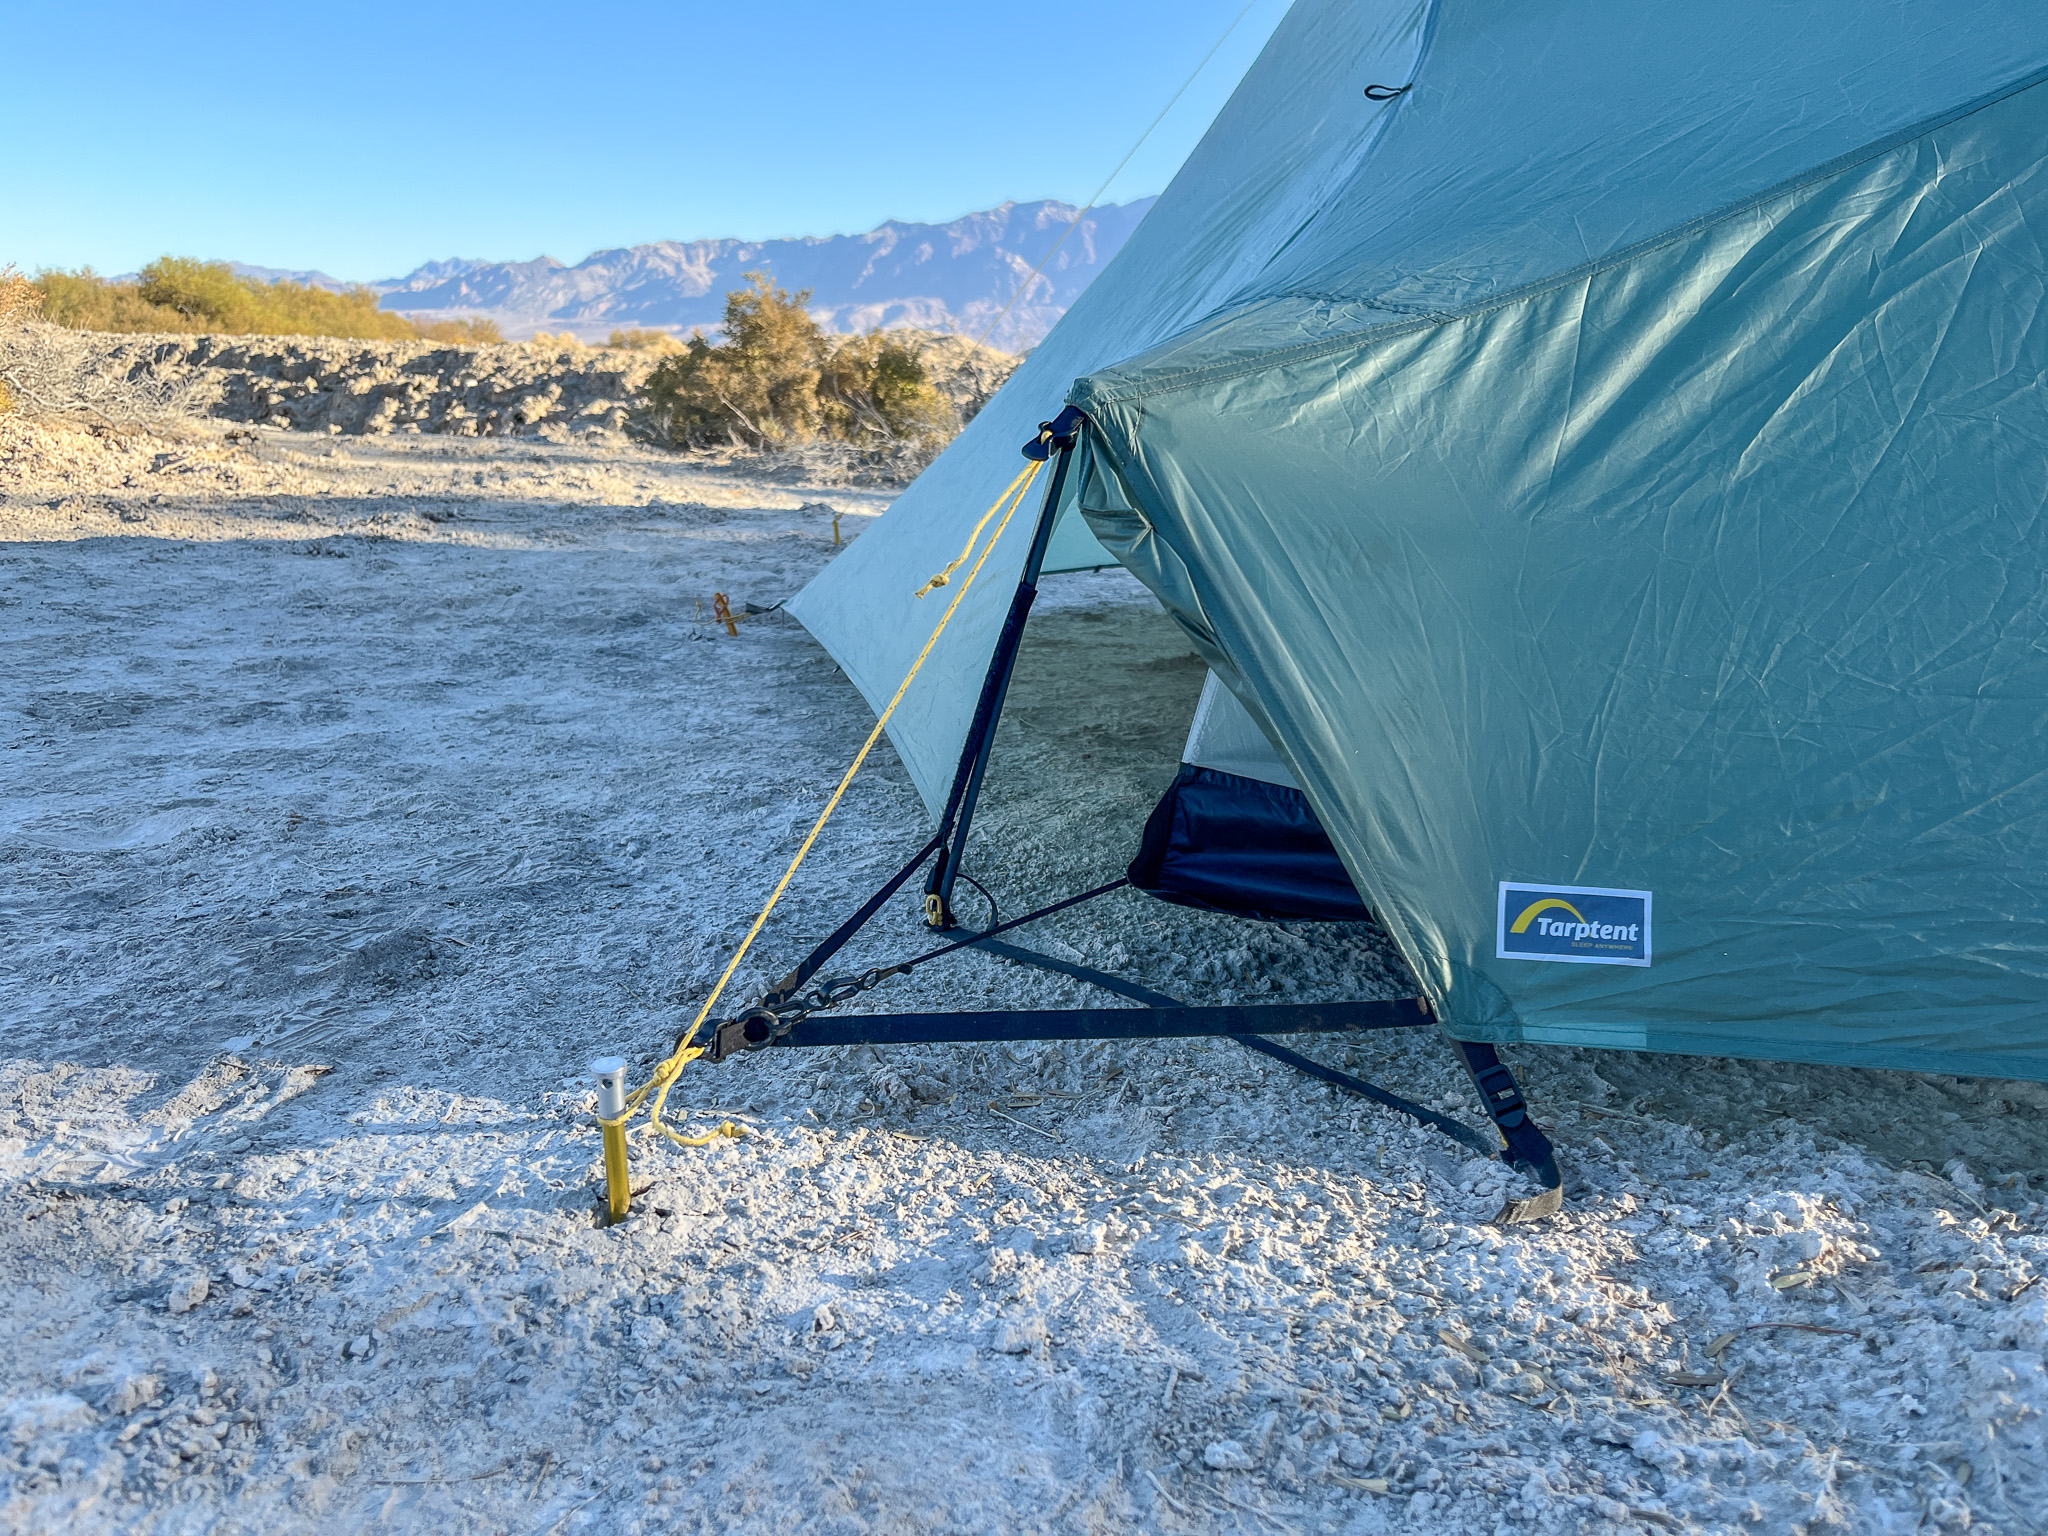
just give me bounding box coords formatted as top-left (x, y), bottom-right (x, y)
top-left (820, 330), bottom-right (953, 446)
top-left (34, 267), bottom-right (188, 332)
top-left (33, 261), bottom-right (469, 342)
top-left (644, 274), bottom-right (827, 447)
top-left (134, 259), bottom-right (418, 339)
top-left (0, 265), bottom-right (43, 326)
top-left (0, 267), bottom-right (39, 412)
top-left (528, 330), bottom-right (588, 351)
top-left (643, 273), bottom-right (954, 455)
top-left (606, 328), bottom-right (683, 353)
top-left (413, 316), bottom-right (504, 344)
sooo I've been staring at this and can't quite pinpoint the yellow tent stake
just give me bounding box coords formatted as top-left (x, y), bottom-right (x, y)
top-left (617, 457), bottom-right (1045, 1150)
top-left (591, 1057), bottom-right (631, 1222)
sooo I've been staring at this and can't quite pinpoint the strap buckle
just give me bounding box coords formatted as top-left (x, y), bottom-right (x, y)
top-left (1468, 1062), bottom-right (1528, 1129)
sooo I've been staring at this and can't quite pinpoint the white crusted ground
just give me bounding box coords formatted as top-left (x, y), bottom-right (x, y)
top-left (2, 422), bottom-right (2045, 1534)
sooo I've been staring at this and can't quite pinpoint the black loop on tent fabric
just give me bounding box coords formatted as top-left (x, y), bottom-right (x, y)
top-left (1363, 82), bottom-right (1412, 101)
top-left (897, 877), bottom-right (1132, 978)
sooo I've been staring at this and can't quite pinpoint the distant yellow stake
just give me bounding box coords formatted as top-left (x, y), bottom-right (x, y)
top-left (591, 1056), bottom-right (631, 1223)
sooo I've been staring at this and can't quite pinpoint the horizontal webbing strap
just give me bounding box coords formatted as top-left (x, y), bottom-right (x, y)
top-left (771, 998), bottom-right (1429, 1048)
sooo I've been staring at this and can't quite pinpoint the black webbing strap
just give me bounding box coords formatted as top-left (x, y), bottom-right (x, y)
top-left (927, 427), bottom-right (1081, 923)
top-left (1231, 1034), bottom-right (1498, 1158)
top-left (1453, 1040), bottom-right (1564, 1222)
top-left (770, 1000), bottom-right (1431, 1047)
top-left (964, 934), bottom-right (1526, 1172)
top-left (924, 576), bottom-right (1040, 910)
top-left (967, 934), bottom-right (1179, 1006)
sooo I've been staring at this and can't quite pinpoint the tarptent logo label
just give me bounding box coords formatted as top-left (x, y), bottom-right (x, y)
top-left (1497, 882), bottom-right (1651, 967)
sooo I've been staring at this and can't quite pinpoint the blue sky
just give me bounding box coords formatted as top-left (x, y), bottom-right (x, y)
top-left (3, 0), bottom-right (1288, 282)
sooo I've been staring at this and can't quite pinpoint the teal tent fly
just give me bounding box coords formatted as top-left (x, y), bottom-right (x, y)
top-left (788, 0), bottom-right (2048, 1083)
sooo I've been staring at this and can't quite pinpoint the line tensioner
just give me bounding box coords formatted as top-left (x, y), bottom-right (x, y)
top-left (661, 409), bottom-right (1563, 1226)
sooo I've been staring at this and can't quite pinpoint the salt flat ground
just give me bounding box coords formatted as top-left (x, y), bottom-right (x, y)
top-left (2, 420), bottom-right (2045, 1535)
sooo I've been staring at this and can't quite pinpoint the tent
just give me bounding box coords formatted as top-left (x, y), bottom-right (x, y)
top-left (788, 0), bottom-right (2048, 1085)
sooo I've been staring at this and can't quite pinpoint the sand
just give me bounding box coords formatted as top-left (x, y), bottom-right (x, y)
top-left (2, 418), bottom-right (2044, 1534)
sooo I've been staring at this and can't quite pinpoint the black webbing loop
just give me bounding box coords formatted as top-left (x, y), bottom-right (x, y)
top-left (1363, 82), bottom-right (1412, 101)
top-left (896, 879), bottom-right (1131, 978)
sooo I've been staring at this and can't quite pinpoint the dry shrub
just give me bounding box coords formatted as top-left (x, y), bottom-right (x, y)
top-left (32, 261), bottom-right (497, 344)
top-left (0, 267), bottom-right (40, 413)
top-left (0, 265), bottom-right (42, 325)
top-left (413, 316), bottom-right (504, 344)
top-left (0, 323), bottom-right (200, 425)
top-left (643, 273), bottom-right (956, 465)
top-left (606, 328), bottom-right (683, 354)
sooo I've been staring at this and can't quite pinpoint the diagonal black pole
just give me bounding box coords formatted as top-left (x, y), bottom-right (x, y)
top-left (752, 410), bottom-right (1089, 1008)
top-left (924, 409), bottom-right (1084, 929)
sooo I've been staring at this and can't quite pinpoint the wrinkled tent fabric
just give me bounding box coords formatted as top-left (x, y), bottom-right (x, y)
top-left (795, 0), bottom-right (2048, 1081)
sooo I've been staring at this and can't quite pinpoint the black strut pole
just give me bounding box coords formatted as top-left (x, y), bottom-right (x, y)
top-left (925, 418), bottom-right (1080, 927)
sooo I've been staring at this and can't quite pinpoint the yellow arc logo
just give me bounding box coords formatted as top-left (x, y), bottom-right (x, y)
top-left (1510, 898), bottom-right (1584, 934)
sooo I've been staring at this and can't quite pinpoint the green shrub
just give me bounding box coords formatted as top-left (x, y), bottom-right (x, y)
top-left (34, 267), bottom-right (187, 331)
top-left (820, 331), bottom-right (953, 446)
top-left (32, 260), bottom-right (464, 342)
top-left (644, 273), bottom-right (953, 451)
top-left (645, 274), bottom-right (825, 447)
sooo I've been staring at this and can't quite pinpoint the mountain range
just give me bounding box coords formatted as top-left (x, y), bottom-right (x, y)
top-left (231, 199), bottom-right (1155, 353)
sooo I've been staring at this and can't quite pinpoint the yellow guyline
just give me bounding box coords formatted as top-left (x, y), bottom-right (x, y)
top-left (594, 458), bottom-right (1046, 1210)
top-left (914, 482), bottom-right (1020, 598)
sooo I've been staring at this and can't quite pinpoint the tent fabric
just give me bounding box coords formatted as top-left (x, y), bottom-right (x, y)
top-left (1130, 764), bottom-right (1372, 924)
top-left (792, 0), bottom-right (2048, 823)
top-left (1075, 57), bottom-right (2048, 1082)
top-left (794, 0), bottom-right (2048, 1081)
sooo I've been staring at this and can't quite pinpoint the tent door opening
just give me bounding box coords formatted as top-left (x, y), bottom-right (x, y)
top-left (1129, 673), bottom-right (1373, 923)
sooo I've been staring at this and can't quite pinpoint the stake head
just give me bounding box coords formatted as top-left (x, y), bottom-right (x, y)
top-left (589, 1056), bottom-right (628, 1119)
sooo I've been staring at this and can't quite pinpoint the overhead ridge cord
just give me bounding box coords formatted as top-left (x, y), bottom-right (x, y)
top-left (965, 0), bottom-right (1261, 353)
top-left (616, 458), bottom-right (1046, 1145)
